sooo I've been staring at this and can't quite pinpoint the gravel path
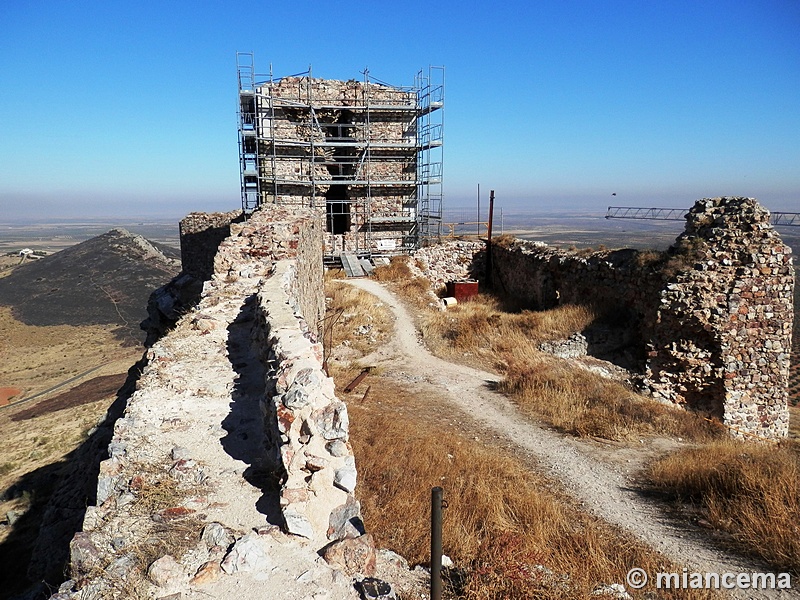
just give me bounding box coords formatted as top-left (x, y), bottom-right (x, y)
top-left (347, 279), bottom-right (798, 600)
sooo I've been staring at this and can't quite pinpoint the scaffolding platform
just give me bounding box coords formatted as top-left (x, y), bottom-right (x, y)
top-left (236, 52), bottom-right (444, 253)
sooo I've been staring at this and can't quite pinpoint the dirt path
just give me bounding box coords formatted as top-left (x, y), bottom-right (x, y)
top-left (347, 279), bottom-right (798, 600)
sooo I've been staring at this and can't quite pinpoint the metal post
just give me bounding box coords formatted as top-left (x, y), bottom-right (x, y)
top-left (477, 183), bottom-right (480, 237)
top-left (486, 190), bottom-right (495, 287)
top-left (431, 486), bottom-right (443, 600)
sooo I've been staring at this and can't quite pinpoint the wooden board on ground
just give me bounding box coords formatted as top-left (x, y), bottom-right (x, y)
top-left (340, 252), bottom-right (365, 278)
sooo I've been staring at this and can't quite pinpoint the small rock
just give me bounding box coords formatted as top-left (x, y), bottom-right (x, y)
top-left (201, 522), bottom-right (232, 549)
top-left (169, 458), bottom-right (198, 481)
top-left (357, 576), bottom-right (396, 600)
top-left (376, 549), bottom-right (409, 571)
top-left (313, 402), bottom-right (349, 440)
top-left (283, 387), bottom-right (310, 410)
top-left (334, 456), bottom-right (357, 493)
top-left (281, 487), bottom-right (310, 505)
top-left (441, 554), bottom-right (453, 568)
top-left (110, 536), bottom-right (127, 551)
top-left (106, 555), bottom-right (136, 578)
top-left (305, 455), bottom-right (328, 471)
top-left (322, 534), bottom-right (376, 576)
top-left (191, 561), bottom-right (223, 585)
top-left (6, 510), bottom-right (21, 525)
top-left (326, 440), bottom-right (349, 457)
top-left (328, 495), bottom-right (365, 540)
top-left (591, 583), bottom-right (632, 599)
top-left (147, 555), bottom-right (185, 588)
top-left (171, 446), bottom-right (192, 461)
top-left (221, 532), bottom-right (270, 574)
top-left (283, 508), bottom-right (315, 539)
top-left (70, 532), bottom-right (102, 574)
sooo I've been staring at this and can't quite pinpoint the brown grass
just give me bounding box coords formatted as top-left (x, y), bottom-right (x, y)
top-left (421, 293), bottom-right (595, 366)
top-left (373, 256), bottom-right (414, 282)
top-left (349, 383), bottom-right (718, 599)
top-left (500, 353), bottom-right (723, 442)
top-left (648, 439), bottom-right (800, 574)
top-left (324, 279), bottom-right (392, 356)
top-left (373, 256), bottom-right (436, 309)
top-left (326, 275), bottom-right (720, 599)
top-left (417, 292), bottom-right (719, 442)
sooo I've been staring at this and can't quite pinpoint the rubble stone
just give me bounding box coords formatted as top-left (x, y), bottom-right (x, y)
top-left (323, 534), bottom-right (377, 576)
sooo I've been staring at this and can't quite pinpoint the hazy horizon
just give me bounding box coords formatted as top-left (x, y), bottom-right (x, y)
top-left (2, 1), bottom-right (798, 220)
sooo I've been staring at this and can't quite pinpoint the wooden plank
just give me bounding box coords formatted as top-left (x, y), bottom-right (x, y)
top-left (340, 252), bottom-right (365, 277)
top-left (359, 259), bottom-right (375, 276)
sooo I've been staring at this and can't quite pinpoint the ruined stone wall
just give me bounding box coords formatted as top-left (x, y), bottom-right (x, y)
top-left (645, 198), bottom-right (793, 438)
top-left (484, 198), bottom-right (792, 440)
top-left (253, 264), bottom-right (360, 541)
top-left (214, 207), bottom-right (325, 338)
top-left (414, 240), bottom-right (486, 292)
top-left (54, 207), bottom-right (368, 598)
top-left (179, 210), bottom-right (244, 280)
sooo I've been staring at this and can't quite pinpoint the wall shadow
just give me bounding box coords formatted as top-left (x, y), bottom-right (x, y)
top-left (220, 296), bottom-right (283, 526)
top-left (0, 358), bottom-right (146, 600)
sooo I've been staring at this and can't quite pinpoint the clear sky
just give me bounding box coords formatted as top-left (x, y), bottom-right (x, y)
top-left (1, 0), bottom-right (798, 220)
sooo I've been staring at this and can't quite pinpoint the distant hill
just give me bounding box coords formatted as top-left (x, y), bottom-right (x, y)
top-left (0, 229), bottom-right (181, 343)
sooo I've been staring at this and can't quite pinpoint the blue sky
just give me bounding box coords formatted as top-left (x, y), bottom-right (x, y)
top-left (1, 0), bottom-right (798, 219)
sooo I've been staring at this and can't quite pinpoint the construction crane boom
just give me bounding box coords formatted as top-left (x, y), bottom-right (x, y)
top-left (606, 206), bottom-right (800, 227)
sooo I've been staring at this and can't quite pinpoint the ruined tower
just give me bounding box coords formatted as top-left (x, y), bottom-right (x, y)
top-left (236, 53), bottom-right (444, 256)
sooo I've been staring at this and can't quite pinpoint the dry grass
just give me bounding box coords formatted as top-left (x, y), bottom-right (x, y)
top-left (648, 439), bottom-right (800, 574)
top-left (373, 256), bottom-right (435, 309)
top-left (323, 278), bottom-right (392, 357)
top-left (421, 293), bottom-right (595, 366)
top-left (373, 256), bottom-right (414, 282)
top-left (325, 275), bottom-right (721, 599)
top-left (416, 291), bottom-right (719, 442)
top-left (500, 353), bottom-right (723, 442)
top-left (349, 383), bottom-right (719, 599)
top-left (72, 464), bottom-right (204, 600)
top-left (632, 238), bottom-right (709, 280)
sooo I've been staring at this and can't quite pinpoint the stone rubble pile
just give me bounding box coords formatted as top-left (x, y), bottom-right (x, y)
top-left (413, 240), bottom-right (485, 292)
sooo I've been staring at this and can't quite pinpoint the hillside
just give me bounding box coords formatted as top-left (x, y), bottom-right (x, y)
top-left (0, 229), bottom-right (180, 343)
top-left (0, 229), bottom-right (181, 599)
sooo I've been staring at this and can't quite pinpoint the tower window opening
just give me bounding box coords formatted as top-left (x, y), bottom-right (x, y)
top-left (326, 185), bottom-right (351, 235)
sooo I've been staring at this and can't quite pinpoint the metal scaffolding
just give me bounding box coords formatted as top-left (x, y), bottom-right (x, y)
top-left (235, 52), bottom-right (444, 254)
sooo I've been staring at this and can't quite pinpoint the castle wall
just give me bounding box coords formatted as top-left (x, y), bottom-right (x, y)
top-left (179, 210), bottom-right (244, 280)
top-left (57, 207), bottom-right (364, 597)
top-left (488, 197), bottom-right (793, 439)
top-left (645, 198), bottom-right (793, 438)
top-left (416, 198), bottom-right (793, 440)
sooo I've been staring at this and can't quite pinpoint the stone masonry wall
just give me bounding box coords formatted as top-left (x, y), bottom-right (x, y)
top-left (448, 198), bottom-right (792, 440)
top-left (56, 207), bottom-right (371, 598)
top-left (645, 198), bottom-right (793, 438)
top-left (179, 210), bottom-right (244, 280)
